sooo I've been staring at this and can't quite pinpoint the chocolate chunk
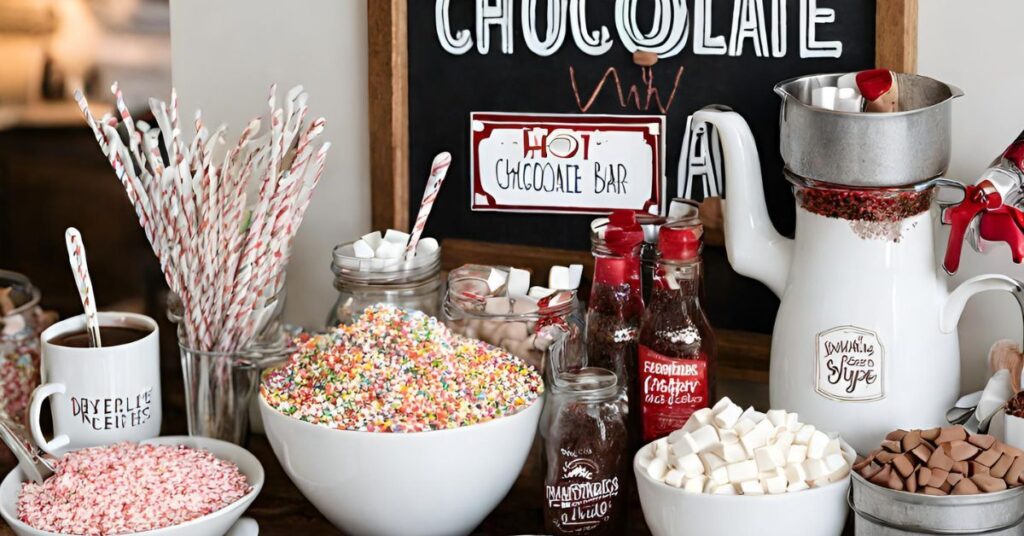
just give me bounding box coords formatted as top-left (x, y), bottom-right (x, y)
top-left (936, 426), bottom-right (968, 444)
top-left (1005, 457), bottom-right (1024, 484)
top-left (906, 474), bottom-right (918, 493)
top-left (947, 472), bottom-right (964, 486)
top-left (901, 430), bottom-right (923, 452)
top-left (953, 461), bottom-right (970, 475)
top-left (949, 441), bottom-right (980, 462)
top-left (887, 470), bottom-right (905, 491)
top-left (928, 449), bottom-right (954, 471)
top-left (991, 454), bottom-right (1015, 478)
top-left (893, 454), bottom-right (916, 478)
top-left (881, 439), bottom-right (903, 453)
top-left (853, 456), bottom-right (876, 472)
top-left (927, 468), bottom-right (948, 488)
top-left (975, 448), bottom-right (1002, 467)
top-left (940, 480), bottom-right (953, 493)
top-left (968, 434), bottom-right (997, 450)
top-left (921, 428), bottom-right (941, 441)
top-left (999, 444), bottom-right (1024, 459)
top-left (917, 467), bottom-right (932, 487)
top-left (869, 465), bottom-right (893, 487)
top-left (968, 462), bottom-right (990, 476)
top-left (886, 429), bottom-right (908, 441)
top-left (923, 486), bottom-right (947, 496)
top-left (972, 474), bottom-right (1008, 493)
top-left (911, 443), bottom-right (934, 463)
top-left (952, 478), bottom-right (980, 495)
top-left (859, 462), bottom-right (883, 481)
top-left (876, 451), bottom-right (898, 464)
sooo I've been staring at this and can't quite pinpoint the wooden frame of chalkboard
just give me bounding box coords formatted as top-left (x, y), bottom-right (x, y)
top-left (367, 0), bottom-right (918, 382)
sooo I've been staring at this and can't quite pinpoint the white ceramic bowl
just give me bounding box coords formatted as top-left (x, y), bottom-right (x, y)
top-left (260, 394), bottom-right (543, 536)
top-left (0, 436), bottom-right (264, 536)
top-left (635, 446), bottom-right (853, 536)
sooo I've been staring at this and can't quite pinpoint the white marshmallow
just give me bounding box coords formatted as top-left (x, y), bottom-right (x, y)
top-left (787, 480), bottom-right (809, 493)
top-left (803, 458), bottom-right (828, 481)
top-left (486, 269), bottom-right (508, 292)
top-left (807, 430), bottom-right (831, 459)
top-left (689, 424), bottom-right (720, 453)
top-left (835, 88), bottom-right (863, 112)
top-left (507, 268), bottom-right (531, 297)
top-left (726, 460), bottom-right (758, 483)
top-left (684, 408), bottom-right (714, 431)
top-left (794, 424), bottom-right (816, 445)
top-left (748, 411), bottom-right (766, 423)
top-left (675, 453), bottom-right (704, 477)
top-left (713, 483), bottom-right (737, 495)
top-left (567, 264), bottom-right (584, 289)
top-left (719, 428), bottom-right (739, 444)
top-left (663, 469), bottom-right (685, 488)
top-left (824, 438), bottom-right (841, 456)
top-left (383, 229), bottom-right (410, 246)
top-left (740, 419), bottom-right (774, 454)
top-left (713, 403), bottom-right (743, 429)
top-left (787, 445), bottom-right (808, 465)
top-left (766, 409), bottom-right (787, 427)
top-left (653, 438), bottom-right (670, 462)
top-left (738, 406), bottom-right (757, 421)
top-left (811, 86), bottom-right (838, 110)
top-left (637, 449), bottom-right (655, 469)
top-left (683, 475), bottom-right (707, 494)
top-left (711, 397), bottom-right (734, 414)
top-left (353, 239), bottom-right (375, 258)
top-left (361, 231), bottom-right (383, 250)
top-left (785, 462), bottom-right (807, 484)
top-left (528, 286), bottom-right (555, 299)
top-left (415, 237), bottom-right (439, 255)
top-left (765, 475), bottom-right (788, 494)
top-left (667, 428), bottom-right (688, 445)
top-left (739, 480), bottom-right (765, 495)
top-left (754, 445), bottom-right (785, 472)
top-left (825, 453), bottom-right (850, 482)
top-left (710, 466), bottom-right (730, 485)
top-left (837, 72), bottom-right (860, 90)
top-left (812, 476), bottom-right (831, 488)
top-left (715, 441), bottom-right (747, 463)
top-left (374, 240), bottom-right (404, 259)
top-left (548, 265), bottom-right (571, 290)
top-left (699, 452), bottom-right (726, 473)
top-left (785, 412), bottom-right (801, 432)
top-left (775, 430), bottom-right (795, 452)
top-left (733, 419), bottom-right (755, 436)
top-left (668, 433), bottom-right (696, 458)
top-left (646, 457), bottom-right (669, 480)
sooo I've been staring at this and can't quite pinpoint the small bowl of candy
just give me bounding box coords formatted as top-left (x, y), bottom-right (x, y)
top-left (634, 398), bottom-right (854, 536)
top-left (0, 436), bottom-right (263, 536)
top-left (259, 304), bottom-right (544, 536)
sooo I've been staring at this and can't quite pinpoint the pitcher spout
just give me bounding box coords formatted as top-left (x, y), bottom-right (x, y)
top-left (691, 106), bottom-right (792, 298)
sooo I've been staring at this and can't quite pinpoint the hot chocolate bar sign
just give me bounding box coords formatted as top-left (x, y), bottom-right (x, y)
top-left (451, 0), bottom-right (847, 215)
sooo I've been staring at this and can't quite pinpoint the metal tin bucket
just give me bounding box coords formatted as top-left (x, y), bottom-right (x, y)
top-left (851, 473), bottom-right (1024, 535)
top-left (775, 73), bottom-right (963, 188)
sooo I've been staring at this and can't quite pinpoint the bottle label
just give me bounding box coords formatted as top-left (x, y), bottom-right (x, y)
top-left (545, 448), bottom-right (620, 534)
top-left (638, 346), bottom-right (708, 442)
top-left (815, 326), bottom-right (885, 402)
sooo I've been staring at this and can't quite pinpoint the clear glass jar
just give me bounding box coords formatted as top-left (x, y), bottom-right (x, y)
top-left (326, 240), bottom-right (442, 328)
top-left (542, 367), bottom-right (629, 535)
top-left (0, 270), bottom-right (47, 426)
top-left (442, 264), bottom-right (584, 378)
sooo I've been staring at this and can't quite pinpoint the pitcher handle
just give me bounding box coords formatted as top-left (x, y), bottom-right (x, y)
top-left (941, 274), bottom-right (1024, 334)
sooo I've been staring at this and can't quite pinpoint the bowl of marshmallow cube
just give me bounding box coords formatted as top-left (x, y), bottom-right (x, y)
top-left (634, 397), bottom-right (855, 536)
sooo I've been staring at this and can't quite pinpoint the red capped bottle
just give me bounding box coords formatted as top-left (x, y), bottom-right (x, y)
top-left (637, 214), bottom-right (717, 442)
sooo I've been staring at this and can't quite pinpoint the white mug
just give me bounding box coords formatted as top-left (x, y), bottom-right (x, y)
top-left (30, 312), bottom-right (162, 455)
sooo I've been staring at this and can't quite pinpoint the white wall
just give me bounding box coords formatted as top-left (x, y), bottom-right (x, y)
top-left (919, 0), bottom-right (1024, 391)
top-left (169, 0), bottom-right (370, 328)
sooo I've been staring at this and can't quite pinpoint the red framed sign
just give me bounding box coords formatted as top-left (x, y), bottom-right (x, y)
top-left (470, 113), bottom-right (664, 215)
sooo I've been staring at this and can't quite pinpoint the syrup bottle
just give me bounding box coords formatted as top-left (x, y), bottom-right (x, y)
top-left (637, 217), bottom-right (717, 442)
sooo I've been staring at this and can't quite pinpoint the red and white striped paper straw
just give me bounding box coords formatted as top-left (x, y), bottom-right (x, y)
top-left (64, 228), bottom-right (102, 347)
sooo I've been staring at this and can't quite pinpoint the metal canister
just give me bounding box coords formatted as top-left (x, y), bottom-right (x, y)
top-left (775, 73), bottom-right (962, 187)
top-left (851, 473), bottom-right (1024, 535)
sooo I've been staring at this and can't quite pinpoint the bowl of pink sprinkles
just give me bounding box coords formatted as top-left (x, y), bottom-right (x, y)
top-left (0, 436), bottom-right (263, 536)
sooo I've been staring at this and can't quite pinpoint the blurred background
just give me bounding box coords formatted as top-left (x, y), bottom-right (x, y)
top-left (0, 0), bottom-right (1022, 396)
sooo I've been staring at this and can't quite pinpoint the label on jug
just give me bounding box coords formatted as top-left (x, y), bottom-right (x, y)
top-left (638, 346), bottom-right (708, 441)
top-left (815, 326), bottom-right (884, 402)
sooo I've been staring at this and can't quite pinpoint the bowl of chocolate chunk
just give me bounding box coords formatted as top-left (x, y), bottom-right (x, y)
top-left (851, 425), bottom-right (1024, 534)
top-left (634, 397), bottom-right (855, 536)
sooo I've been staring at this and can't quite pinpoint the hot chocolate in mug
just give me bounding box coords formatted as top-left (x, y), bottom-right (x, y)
top-left (30, 312), bottom-right (161, 455)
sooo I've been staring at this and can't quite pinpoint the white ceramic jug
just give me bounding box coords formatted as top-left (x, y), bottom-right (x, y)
top-left (695, 74), bottom-right (1024, 454)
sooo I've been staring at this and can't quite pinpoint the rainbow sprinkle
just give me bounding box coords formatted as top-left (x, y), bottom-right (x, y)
top-left (261, 304), bottom-right (543, 432)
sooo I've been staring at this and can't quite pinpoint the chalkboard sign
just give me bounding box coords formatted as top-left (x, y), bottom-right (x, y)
top-left (369, 0), bottom-right (916, 339)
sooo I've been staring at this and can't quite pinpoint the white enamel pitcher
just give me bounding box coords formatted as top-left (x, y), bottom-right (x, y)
top-left (694, 73), bottom-right (1024, 454)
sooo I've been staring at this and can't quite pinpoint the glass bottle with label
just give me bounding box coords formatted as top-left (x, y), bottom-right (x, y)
top-left (637, 216), bottom-right (717, 442)
top-left (586, 211), bottom-right (643, 422)
top-left (543, 367), bottom-right (628, 536)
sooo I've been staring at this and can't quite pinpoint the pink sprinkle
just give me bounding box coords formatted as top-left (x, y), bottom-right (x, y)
top-left (18, 442), bottom-right (251, 535)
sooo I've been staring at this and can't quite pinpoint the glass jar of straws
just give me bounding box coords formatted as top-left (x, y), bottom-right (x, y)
top-left (326, 240), bottom-right (443, 328)
top-left (0, 270), bottom-right (48, 426)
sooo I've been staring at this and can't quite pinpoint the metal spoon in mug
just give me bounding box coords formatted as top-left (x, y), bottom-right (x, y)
top-left (64, 227), bottom-right (101, 347)
top-left (946, 391), bottom-right (983, 425)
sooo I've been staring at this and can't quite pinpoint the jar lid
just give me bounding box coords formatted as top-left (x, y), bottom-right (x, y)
top-left (552, 367), bottom-right (619, 399)
top-left (659, 217), bottom-right (704, 262)
top-left (0, 269), bottom-right (41, 318)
